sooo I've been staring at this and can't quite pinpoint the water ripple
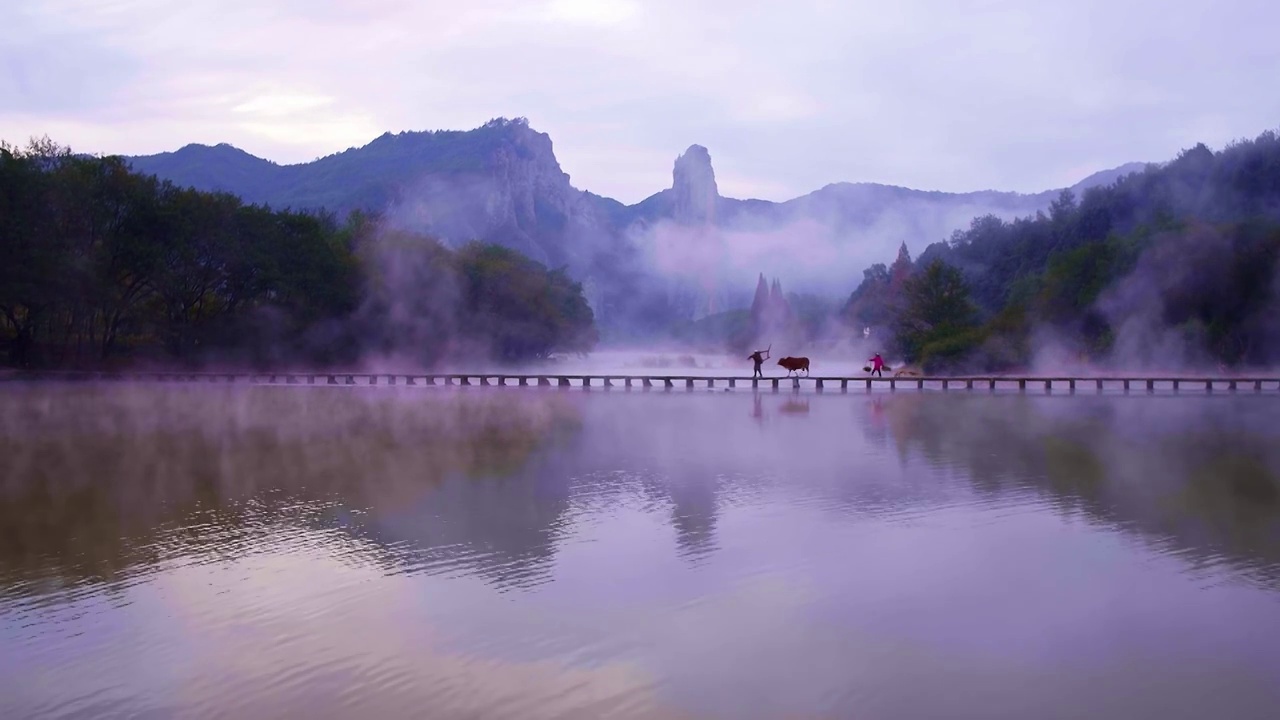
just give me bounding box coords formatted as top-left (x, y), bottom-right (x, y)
top-left (3, 387), bottom-right (1280, 719)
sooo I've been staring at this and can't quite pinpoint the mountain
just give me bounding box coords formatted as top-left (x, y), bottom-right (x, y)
top-left (127, 118), bottom-right (1143, 248)
top-left (125, 119), bottom-right (1147, 335)
top-left (129, 118), bottom-right (619, 269)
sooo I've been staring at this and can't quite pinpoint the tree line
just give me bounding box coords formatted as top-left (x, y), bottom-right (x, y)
top-left (0, 139), bottom-right (596, 369)
top-left (845, 128), bottom-right (1280, 372)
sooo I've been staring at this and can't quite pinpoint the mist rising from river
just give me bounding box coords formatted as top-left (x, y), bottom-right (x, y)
top-left (2, 386), bottom-right (1279, 719)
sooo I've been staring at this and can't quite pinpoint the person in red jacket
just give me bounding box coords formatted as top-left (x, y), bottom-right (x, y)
top-left (868, 353), bottom-right (887, 377)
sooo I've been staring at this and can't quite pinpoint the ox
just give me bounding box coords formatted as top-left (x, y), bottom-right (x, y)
top-left (776, 356), bottom-right (810, 376)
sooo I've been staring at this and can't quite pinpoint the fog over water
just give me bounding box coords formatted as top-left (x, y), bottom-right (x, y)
top-left (2, 384), bottom-right (1279, 719)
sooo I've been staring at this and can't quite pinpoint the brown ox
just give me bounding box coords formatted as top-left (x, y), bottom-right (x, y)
top-left (776, 356), bottom-right (810, 376)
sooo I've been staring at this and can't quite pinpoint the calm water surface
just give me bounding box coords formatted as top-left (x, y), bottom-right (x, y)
top-left (2, 385), bottom-right (1279, 719)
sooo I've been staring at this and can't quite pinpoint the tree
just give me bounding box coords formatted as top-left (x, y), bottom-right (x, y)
top-left (894, 260), bottom-right (979, 368)
top-left (844, 263), bottom-right (891, 326)
top-left (455, 243), bottom-right (597, 361)
top-left (844, 125), bottom-right (1280, 369)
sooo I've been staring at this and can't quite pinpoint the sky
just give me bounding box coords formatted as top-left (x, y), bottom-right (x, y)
top-left (4, 0), bottom-right (1280, 204)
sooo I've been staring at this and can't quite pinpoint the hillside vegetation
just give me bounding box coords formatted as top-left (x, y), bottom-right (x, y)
top-left (0, 139), bottom-right (596, 369)
top-left (845, 130), bottom-right (1280, 372)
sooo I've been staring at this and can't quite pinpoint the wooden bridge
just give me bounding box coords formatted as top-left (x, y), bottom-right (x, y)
top-left (6, 371), bottom-right (1280, 394)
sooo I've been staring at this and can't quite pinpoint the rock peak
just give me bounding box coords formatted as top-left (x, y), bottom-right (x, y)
top-left (672, 144), bottom-right (718, 224)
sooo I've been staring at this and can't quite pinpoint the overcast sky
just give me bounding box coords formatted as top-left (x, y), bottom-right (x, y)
top-left (4, 0), bottom-right (1279, 204)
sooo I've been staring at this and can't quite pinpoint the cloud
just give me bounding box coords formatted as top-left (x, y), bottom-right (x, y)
top-left (544, 0), bottom-right (639, 26)
top-left (3, 0), bottom-right (1279, 203)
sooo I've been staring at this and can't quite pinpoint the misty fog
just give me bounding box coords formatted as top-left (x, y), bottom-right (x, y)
top-left (3, 385), bottom-right (1280, 719)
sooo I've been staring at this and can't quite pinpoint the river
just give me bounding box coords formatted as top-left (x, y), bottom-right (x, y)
top-left (2, 384), bottom-right (1279, 719)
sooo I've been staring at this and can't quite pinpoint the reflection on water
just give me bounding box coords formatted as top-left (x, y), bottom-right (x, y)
top-left (2, 385), bottom-right (1280, 719)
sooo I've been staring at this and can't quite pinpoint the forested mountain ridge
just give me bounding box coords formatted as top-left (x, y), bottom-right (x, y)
top-left (125, 118), bottom-right (1145, 340)
top-left (129, 119), bottom-right (619, 272)
top-left (845, 129), bottom-right (1280, 371)
top-left (9, 119), bottom-right (1275, 372)
top-left (127, 119), bottom-right (1142, 248)
top-left (0, 139), bottom-right (597, 370)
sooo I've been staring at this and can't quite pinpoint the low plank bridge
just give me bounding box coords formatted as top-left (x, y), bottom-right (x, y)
top-left (6, 371), bottom-right (1280, 394)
